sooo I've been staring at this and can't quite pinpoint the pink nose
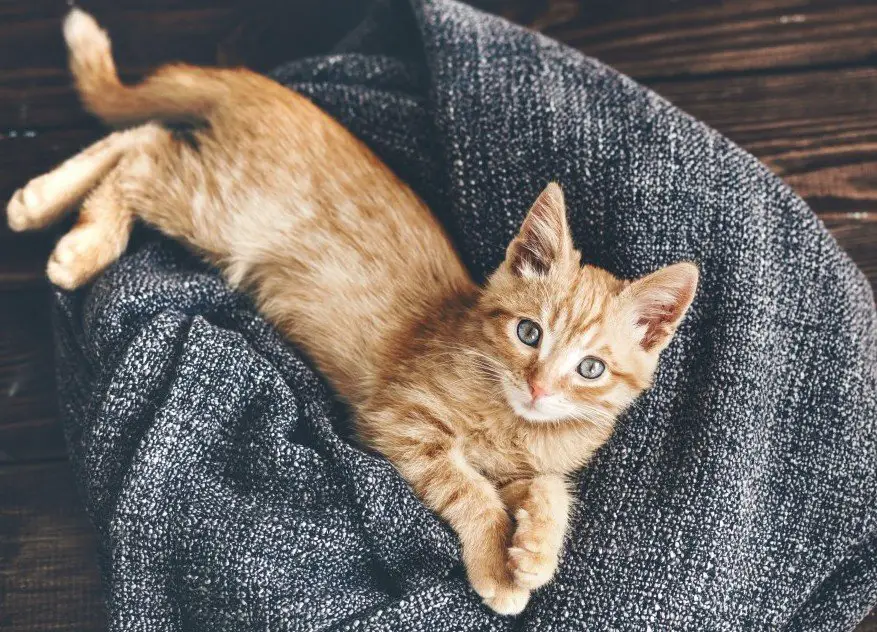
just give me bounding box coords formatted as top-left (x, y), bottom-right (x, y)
top-left (528, 380), bottom-right (550, 401)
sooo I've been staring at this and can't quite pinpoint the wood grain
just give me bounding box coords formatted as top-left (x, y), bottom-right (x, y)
top-left (650, 68), bottom-right (877, 214)
top-left (0, 290), bottom-right (59, 436)
top-left (0, 235), bottom-right (56, 290)
top-left (860, 612), bottom-right (877, 632)
top-left (825, 215), bottom-right (877, 292)
top-left (486, 0), bottom-right (877, 79)
top-left (0, 4), bottom-right (241, 76)
top-left (6, 1), bottom-right (877, 131)
top-left (0, 0), bottom-right (364, 130)
top-left (0, 461), bottom-right (105, 632)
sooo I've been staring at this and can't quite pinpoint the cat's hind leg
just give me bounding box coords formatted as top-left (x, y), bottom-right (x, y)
top-left (46, 159), bottom-right (134, 290)
top-left (7, 124), bottom-right (163, 233)
top-left (45, 125), bottom-right (174, 289)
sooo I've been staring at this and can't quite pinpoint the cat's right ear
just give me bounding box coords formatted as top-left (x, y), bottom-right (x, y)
top-left (621, 262), bottom-right (699, 353)
top-left (505, 182), bottom-right (575, 278)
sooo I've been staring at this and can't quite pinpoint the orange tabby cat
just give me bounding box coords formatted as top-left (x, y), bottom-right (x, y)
top-left (7, 9), bottom-right (699, 615)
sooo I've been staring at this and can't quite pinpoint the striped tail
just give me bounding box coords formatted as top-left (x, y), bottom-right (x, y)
top-left (63, 8), bottom-right (223, 127)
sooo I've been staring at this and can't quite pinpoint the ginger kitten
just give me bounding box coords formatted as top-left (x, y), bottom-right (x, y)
top-left (7, 9), bottom-right (699, 615)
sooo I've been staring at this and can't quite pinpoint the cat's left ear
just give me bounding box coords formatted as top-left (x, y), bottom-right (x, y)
top-left (622, 262), bottom-right (699, 353)
top-left (505, 182), bottom-right (576, 277)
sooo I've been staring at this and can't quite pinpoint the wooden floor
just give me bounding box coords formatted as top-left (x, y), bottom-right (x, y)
top-left (1, 1), bottom-right (875, 629)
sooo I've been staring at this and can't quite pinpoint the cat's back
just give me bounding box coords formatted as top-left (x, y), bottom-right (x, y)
top-left (185, 68), bottom-right (474, 402)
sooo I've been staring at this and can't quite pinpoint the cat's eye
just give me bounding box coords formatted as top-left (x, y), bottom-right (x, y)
top-left (516, 319), bottom-right (541, 347)
top-left (577, 356), bottom-right (605, 379)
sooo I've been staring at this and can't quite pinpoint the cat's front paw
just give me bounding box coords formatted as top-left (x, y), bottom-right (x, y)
top-left (470, 571), bottom-right (530, 616)
top-left (508, 508), bottom-right (560, 590)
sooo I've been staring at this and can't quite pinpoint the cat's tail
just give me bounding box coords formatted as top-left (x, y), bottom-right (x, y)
top-left (63, 8), bottom-right (224, 126)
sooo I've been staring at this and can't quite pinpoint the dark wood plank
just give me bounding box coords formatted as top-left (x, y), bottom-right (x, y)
top-left (0, 4), bottom-right (242, 75)
top-left (860, 611), bottom-right (877, 632)
top-left (7, 0), bottom-right (877, 132)
top-left (823, 213), bottom-right (877, 290)
top-left (3, 0), bottom-right (877, 87)
top-left (0, 290), bottom-right (60, 450)
top-left (485, 0), bottom-right (877, 79)
top-left (0, 0), bottom-right (364, 131)
top-left (0, 235), bottom-right (55, 290)
top-left (650, 68), bottom-right (877, 214)
top-left (0, 461), bottom-right (105, 632)
top-left (0, 417), bottom-right (67, 465)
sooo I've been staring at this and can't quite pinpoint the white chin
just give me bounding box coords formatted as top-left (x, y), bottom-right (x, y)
top-left (509, 400), bottom-right (563, 422)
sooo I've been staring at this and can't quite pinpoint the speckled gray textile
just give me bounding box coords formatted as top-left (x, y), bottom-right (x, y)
top-left (54, 0), bottom-right (877, 630)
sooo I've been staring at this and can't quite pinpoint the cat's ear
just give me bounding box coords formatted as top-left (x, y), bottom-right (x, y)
top-left (622, 262), bottom-right (699, 353)
top-left (505, 182), bottom-right (575, 277)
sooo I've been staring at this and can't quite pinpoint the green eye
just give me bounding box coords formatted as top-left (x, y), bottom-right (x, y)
top-left (516, 319), bottom-right (541, 347)
top-left (577, 356), bottom-right (605, 379)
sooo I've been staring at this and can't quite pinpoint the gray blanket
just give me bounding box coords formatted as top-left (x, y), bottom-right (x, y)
top-left (55, 0), bottom-right (877, 629)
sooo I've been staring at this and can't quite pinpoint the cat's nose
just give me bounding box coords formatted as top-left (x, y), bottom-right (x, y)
top-left (528, 379), bottom-right (550, 401)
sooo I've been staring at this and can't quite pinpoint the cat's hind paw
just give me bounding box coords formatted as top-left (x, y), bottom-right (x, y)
top-left (7, 185), bottom-right (51, 232)
top-left (46, 225), bottom-right (120, 290)
top-left (7, 169), bottom-right (79, 232)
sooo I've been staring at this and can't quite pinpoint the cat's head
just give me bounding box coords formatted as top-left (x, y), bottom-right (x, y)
top-left (476, 183), bottom-right (698, 425)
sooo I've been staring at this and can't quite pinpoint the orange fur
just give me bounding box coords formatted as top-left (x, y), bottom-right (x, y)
top-left (6, 9), bottom-right (699, 616)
